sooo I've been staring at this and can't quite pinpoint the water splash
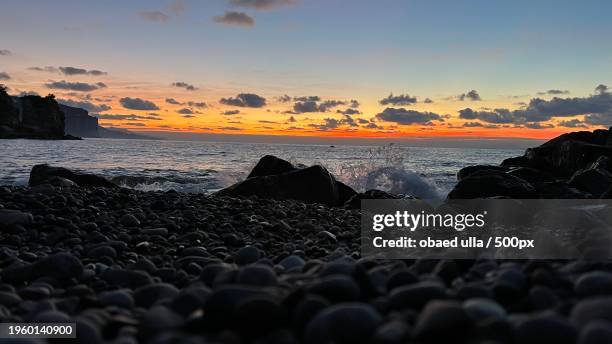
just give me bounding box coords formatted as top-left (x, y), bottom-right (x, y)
top-left (337, 143), bottom-right (443, 200)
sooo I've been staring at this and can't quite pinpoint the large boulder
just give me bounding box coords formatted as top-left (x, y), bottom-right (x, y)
top-left (247, 155), bottom-right (297, 178)
top-left (29, 164), bottom-right (116, 188)
top-left (568, 168), bottom-right (612, 197)
top-left (344, 189), bottom-right (402, 209)
top-left (457, 165), bottom-right (508, 181)
top-left (218, 156), bottom-right (356, 206)
top-left (447, 170), bottom-right (536, 199)
top-left (525, 140), bottom-right (612, 177)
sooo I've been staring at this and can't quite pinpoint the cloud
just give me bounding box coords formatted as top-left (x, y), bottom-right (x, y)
top-left (340, 115), bottom-right (358, 127)
top-left (219, 126), bottom-right (243, 131)
top-left (537, 89), bottom-right (570, 96)
top-left (379, 93), bottom-right (417, 106)
top-left (0, 50), bottom-right (11, 56)
top-left (96, 113), bottom-right (162, 121)
top-left (423, 98), bottom-right (434, 103)
top-left (221, 110), bottom-right (241, 115)
top-left (45, 80), bottom-right (107, 92)
top-left (258, 120), bottom-right (277, 124)
top-left (0, 72), bottom-right (10, 80)
top-left (458, 90), bottom-right (482, 101)
top-left (558, 119), bottom-right (587, 128)
top-left (290, 98), bottom-right (354, 113)
top-left (309, 118), bottom-right (340, 131)
top-left (59, 66), bottom-right (106, 76)
top-left (287, 116), bottom-right (296, 122)
top-left (220, 93), bottom-right (266, 107)
top-left (139, 11), bottom-right (169, 22)
top-left (182, 114), bottom-right (196, 118)
top-left (213, 11), bottom-right (254, 27)
top-left (457, 85), bottom-right (612, 125)
top-left (125, 122), bottom-right (146, 127)
top-left (229, 0), bottom-right (295, 10)
top-left (172, 81), bottom-right (198, 91)
top-left (119, 97), bottom-right (160, 110)
top-left (363, 122), bottom-right (380, 129)
top-left (294, 95), bottom-right (320, 102)
top-left (376, 107), bottom-right (443, 125)
top-left (58, 99), bottom-right (111, 113)
top-left (336, 108), bottom-right (361, 115)
top-left (178, 108), bottom-right (194, 114)
top-left (168, 0), bottom-right (186, 13)
top-left (524, 122), bottom-right (554, 129)
top-left (277, 94), bottom-right (291, 102)
top-left (28, 66), bottom-right (58, 73)
top-left (166, 98), bottom-right (181, 105)
top-left (187, 101), bottom-right (207, 108)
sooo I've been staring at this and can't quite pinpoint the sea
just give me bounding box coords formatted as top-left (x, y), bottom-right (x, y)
top-left (0, 138), bottom-right (525, 199)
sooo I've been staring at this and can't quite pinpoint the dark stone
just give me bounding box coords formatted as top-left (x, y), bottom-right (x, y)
top-left (414, 301), bottom-right (472, 341)
top-left (388, 282), bottom-right (447, 310)
top-left (134, 283), bottom-right (180, 308)
top-left (463, 298), bottom-right (506, 323)
top-left (569, 168), bottom-right (612, 197)
top-left (575, 271), bottom-right (612, 297)
top-left (1, 253), bottom-right (83, 284)
top-left (514, 316), bottom-right (577, 344)
top-left (170, 286), bottom-right (211, 316)
top-left (235, 296), bottom-right (286, 337)
top-left (98, 290), bottom-right (134, 308)
top-left (235, 246), bottom-right (260, 265)
top-left (571, 297), bottom-right (612, 326)
top-left (578, 321), bottom-right (612, 344)
top-left (101, 269), bottom-right (153, 288)
top-left (304, 303), bottom-right (383, 344)
top-left (344, 189), bottom-right (401, 209)
top-left (203, 285), bottom-right (268, 330)
top-left (372, 321), bottom-right (410, 344)
top-left (88, 245), bottom-right (117, 259)
top-left (120, 214), bottom-right (141, 227)
top-left (217, 165), bottom-right (342, 206)
top-left (508, 167), bottom-right (555, 183)
top-left (278, 255), bottom-right (305, 271)
top-left (447, 169), bottom-right (536, 199)
top-left (336, 181), bottom-right (358, 205)
top-left (29, 164), bottom-right (115, 187)
top-left (0, 291), bottom-right (21, 306)
top-left (0, 210), bottom-right (33, 225)
top-left (307, 275), bottom-right (361, 302)
top-left (247, 155), bottom-right (296, 178)
top-left (237, 264), bottom-right (277, 287)
top-left (293, 294), bottom-right (330, 333)
top-left (457, 165), bottom-right (508, 181)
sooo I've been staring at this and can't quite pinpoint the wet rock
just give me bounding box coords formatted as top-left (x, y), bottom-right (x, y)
top-left (574, 271), bottom-right (612, 297)
top-left (134, 283), bottom-right (180, 308)
top-left (237, 264), bottom-right (277, 287)
top-left (414, 301), bottom-right (472, 341)
top-left (569, 168), bottom-right (612, 197)
top-left (308, 275), bottom-right (361, 302)
top-left (29, 164), bottom-right (116, 187)
top-left (571, 297), bottom-right (612, 326)
top-left (463, 298), bottom-right (506, 323)
top-left (447, 170), bottom-right (536, 199)
top-left (578, 321), bottom-right (612, 344)
top-left (1, 253), bottom-right (83, 284)
top-left (388, 282), bottom-right (447, 310)
top-left (514, 316), bottom-right (577, 344)
top-left (304, 303), bottom-right (383, 344)
top-left (120, 214), bottom-right (140, 227)
top-left (247, 155), bottom-right (297, 178)
top-left (235, 246), bottom-right (260, 265)
top-left (0, 210), bottom-right (33, 225)
top-left (98, 289), bottom-right (134, 308)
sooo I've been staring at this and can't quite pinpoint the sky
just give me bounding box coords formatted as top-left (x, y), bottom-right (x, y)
top-left (1, 0), bottom-right (612, 141)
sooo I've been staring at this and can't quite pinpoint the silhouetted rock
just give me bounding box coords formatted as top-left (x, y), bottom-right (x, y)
top-left (457, 165), bottom-right (508, 181)
top-left (569, 168), bottom-right (612, 197)
top-left (218, 155), bottom-right (357, 206)
top-left (344, 189), bottom-right (401, 209)
top-left (448, 170), bottom-right (536, 199)
top-left (247, 155), bottom-right (297, 178)
top-left (29, 164), bottom-right (116, 187)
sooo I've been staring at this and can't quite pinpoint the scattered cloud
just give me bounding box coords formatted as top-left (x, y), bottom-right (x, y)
top-left (45, 80), bottom-right (107, 92)
top-left (337, 108), bottom-right (361, 115)
top-left (219, 126), bottom-right (243, 131)
top-left (537, 89), bottom-right (570, 96)
top-left (119, 97), bottom-right (160, 110)
top-left (290, 98), bottom-right (357, 114)
top-left (524, 122), bottom-right (554, 129)
top-left (458, 84), bottom-right (612, 126)
top-left (165, 98), bottom-right (181, 105)
top-left (28, 66), bottom-right (58, 73)
top-left (558, 119), bottom-right (587, 128)
top-left (222, 110), bottom-right (241, 115)
top-left (172, 81), bottom-right (198, 91)
top-left (178, 108), bottom-right (194, 114)
top-left (187, 101), bottom-right (207, 108)
top-left (58, 99), bottom-right (111, 113)
top-left (277, 94), bottom-right (291, 102)
top-left (168, 0), bottom-right (186, 14)
top-left (458, 90), bottom-right (482, 101)
top-left (0, 50), bottom-right (11, 56)
top-left (182, 114), bottom-right (196, 118)
top-left (294, 95), bottom-right (320, 102)
top-left (213, 11), bottom-right (255, 27)
top-left (59, 66), bottom-right (106, 76)
top-left (125, 122), bottom-right (146, 127)
top-left (423, 98), bottom-right (434, 103)
top-left (229, 0), bottom-right (295, 10)
top-left (96, 113), bottom-right (162, 121)
top-left (139, 11), bottom-right (169, 22)
top-left (0, 72), bottom-right (10, 80)
top-left (376, 107), bottom-right (443, 125)
top-left (379, 93), bottom-right (417, 106)
top-left (287, 116), bottom-right (296, 122)
top-left (220, 93), bottom-right (266, 107)
top-left (309, 118), bottom-right (340, 131)
top-left (258, 120), bottom-right (277, 124)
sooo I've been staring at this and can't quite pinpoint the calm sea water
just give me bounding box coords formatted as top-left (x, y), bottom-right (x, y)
top-left (0, 138), bottom-right (523, 198)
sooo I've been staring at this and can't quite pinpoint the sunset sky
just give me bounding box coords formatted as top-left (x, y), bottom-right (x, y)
top-left (1, 0), bottom-right (612, 140)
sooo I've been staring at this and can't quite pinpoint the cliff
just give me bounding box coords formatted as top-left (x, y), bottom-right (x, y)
top-left (60, 104), bottom-right (100, 138)
top-left (0, 86), bottom-right (78, 139)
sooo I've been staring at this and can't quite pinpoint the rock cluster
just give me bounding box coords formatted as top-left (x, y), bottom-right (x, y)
top-left (449, 128), bottom-right (612, 199)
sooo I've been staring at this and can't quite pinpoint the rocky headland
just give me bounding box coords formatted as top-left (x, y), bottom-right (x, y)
top-left (1, 129), bottom-right (612, 343)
